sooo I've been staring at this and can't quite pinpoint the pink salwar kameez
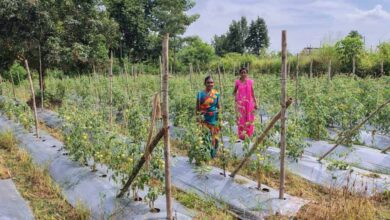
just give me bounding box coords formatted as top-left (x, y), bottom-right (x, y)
top-left (235, 79), bottom-right (255, 140)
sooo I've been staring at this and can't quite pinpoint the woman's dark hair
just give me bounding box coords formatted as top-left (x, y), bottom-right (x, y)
top-left (239, 67), bottom-right (247, 74)
top-left (204, 75), bottom-right (213, 85)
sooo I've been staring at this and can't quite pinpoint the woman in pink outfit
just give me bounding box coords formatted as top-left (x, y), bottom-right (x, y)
top-left (233, 67), bottom-right (258, 141)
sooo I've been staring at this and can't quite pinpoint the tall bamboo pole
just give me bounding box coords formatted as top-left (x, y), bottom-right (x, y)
top-left (24, 59), bottom-right (39, 138)
top-left (109, 50), bottom-right (113, 129)
top-left (279, 30), bottom-right (287, 199)
top-left (229, 98), bottom-right (293, 178)
top-left (319, 99), bottom-right (390, 161)
top-left (380, 60), bottom-right (384, 76)
top-left (162, 33), bottom-right (173, 220)
top-left (382, 145), bottom-right (390, 154)
top-left (189, 63), bottom-right (193, 91)
top-left (39, 44), bottom-right (44, 109)
top-left (9, 73), bottom-right (16, 99)
top-left (295, 54), bottom-right (299, 112)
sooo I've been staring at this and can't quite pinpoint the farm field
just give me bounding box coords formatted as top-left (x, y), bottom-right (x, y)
top-left (1, 72), bottom-right (390, 219)
top-left (2, 0), bottom-right (390, 219)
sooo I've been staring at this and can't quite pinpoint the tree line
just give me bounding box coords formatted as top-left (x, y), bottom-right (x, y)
top-left (1, 1), bottom-right (389, 80)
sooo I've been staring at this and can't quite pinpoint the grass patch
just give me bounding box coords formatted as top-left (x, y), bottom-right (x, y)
top-left (0, 131), bottom-right (90, 220)
top-left (0, 155), bottom-right (11, 179)
top-left (296, 189), bottom-right (378, 220)
top-left (172, 187), bottom-right (236, 220)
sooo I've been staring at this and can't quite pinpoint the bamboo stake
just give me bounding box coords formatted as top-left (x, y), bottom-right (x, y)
top-left (295, 54), bottom-right (299, 113)
top-left (162, 33), bottom-right (173, 220)
top-left (189, 63), bottom-right (193, 91)
top-left (328, 59), bottom-right (332, 81)
top-left (217, 64), bottom-right (226, 176)
top-left (380, 60), bottom-right (384, 76)
top-left (124, 61), bottom-right (130, 100)
top-left (38, 44), bottom-right (44, 109)
top-left (279, 30), bottom-right (288, 200)
top-left (146, 93), bottom-right (160, 146)
top-left (9, 73), bottom-right (16, 99)
top-left (109, 51), bottom-right (113, 129)
top-left (132, 65), bottom-right (135, 80)
top-left (159, 56), bottom-right (163, 94)
top-left (309, 59), bottom-right (313, 78)
top-left (24, 59), bottom-right (39, 138)
top-left (117, 127), bottom-right (166, 198)
top-left (318, 99), bottom-right (390, 161)
top-left (229, 98), bottom-right (293, 178)
top-left (381, 145), bottom-right (390, 154)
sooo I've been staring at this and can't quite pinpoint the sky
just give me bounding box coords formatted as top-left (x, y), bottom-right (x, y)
top-left (184, 0), bottom-right (390, 53)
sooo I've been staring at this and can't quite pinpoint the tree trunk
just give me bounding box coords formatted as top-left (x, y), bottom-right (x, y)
top-left (162, 33), bottom-right (173, 220)
top-left (352, 56), bottom-right (356, 75)
top-left (24, 59), bottom-right (39, 138)
top-left (279, 30), bottom-right (287, 200)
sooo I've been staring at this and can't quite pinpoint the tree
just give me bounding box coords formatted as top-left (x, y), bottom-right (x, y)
top-left (348, 30), bottom-right (363, 40)
top-left (245, 17), bottom-right (269, 56)
top-left (104, 0), bottom-right (150, 62)
top-left (0, 0), bottom-right (119, 77)
top-left (225, 16), bottom-right (248, 54)
top-left (212, 34), bottom-right (229, 56)
top-left (178, 36), bottom-right (215, 66)
top-left (335, 33), bottom-right (364, 73)
top-left (378, 42), bottom-right (390, 75)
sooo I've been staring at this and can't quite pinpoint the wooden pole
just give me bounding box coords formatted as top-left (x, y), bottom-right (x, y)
top-left (24, 59), bottom-right (39, 138)
top-left (229, 98), bottom-right (293, 178)
top-left (319, 99), bottom-right (390, 161)
top-left (159, 56), bottom-right (163, 95)
top-left (9, 73), bottom-right (16, 99)
top-left (117, 128), bottom-right (166, 198)
top-left (109, 50), bottom-right (113, 129)
top-left (380, 60), bottom-right (384, 76)
top-left (132, 65), bottom-right (135, 80)
top-left (295, 54), bottom-right (299, 112)
top-left (381, 145), bottom-right (390, 154)
top-left (38, 44), bottom-right (44, 109)
top-left (189, 63), bottom-right (193, 91)
top-left (162, 33), bottom-right (173, 220)
top-left (309, 59), bottom-right (313, 78)
top-left (279, 30), bottom-right (288, 199)
top-left (328, 59), bottom-right (332, 81)
top-left (217, 64), bottom-right (226, 176)
top-left (146, 93), bottom-right (160, 146)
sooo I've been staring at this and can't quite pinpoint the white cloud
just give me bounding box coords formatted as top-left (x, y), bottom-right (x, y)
top-left (184, 0), bottom-right (390, 52)
top-left (346, 4), bottom-right (390, 21)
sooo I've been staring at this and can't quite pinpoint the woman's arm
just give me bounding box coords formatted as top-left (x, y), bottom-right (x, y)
top-left (233, 85), bottom-right (237, 96)
top-left (251, 83), bottom-right (258, 109)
